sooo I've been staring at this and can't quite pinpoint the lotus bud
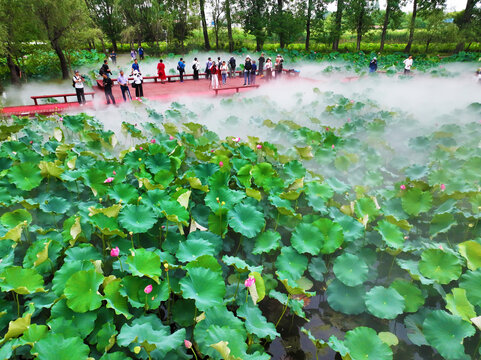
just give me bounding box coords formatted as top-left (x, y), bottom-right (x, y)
top-left (129, 231), bottom-right (133, 236)
top-left (400, 184), bottom-right (406, 190)
top-left (164, 263), bottom-right (169, 271)
top-left (134, 346), bottom-right (141, 354)
top-left (257, 144), bottom-right (262, 149)
top-left (144, 284), bottom-right (153, 294)
top-left (184, 340), bottom-right (192, 349)
top-left (169, 135), bottom-right (174, 140)
top-left (244, 277), bottom-right (255, 288)
top-left (138, 196), bottom-right (142, 201)
top-left (139, 147), bottom-right (143, 150)
top-left (221, 201), bottom-right (225, 206)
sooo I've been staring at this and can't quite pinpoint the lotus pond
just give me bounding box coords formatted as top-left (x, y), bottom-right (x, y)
top-left (1, 65), bottom-right (481, 360)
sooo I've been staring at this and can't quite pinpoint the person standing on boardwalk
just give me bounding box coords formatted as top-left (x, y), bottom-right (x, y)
top-left (177, 58), bottom-right (186, 82)
top-left (132, 70), bottom-right (143, 99)
top-left (193, 58), bottom-right (200, 80)
top-left (130, 49), bottom-right (137, 61)
top-left (229, 56), bottom-right (236, 78)
top-left (157, 59), bottom-right (167, 84)
top-left (220, 61), bottom-right (228, 85)
top-left (110, 50), bottom-right (117, 65)
top-left (258, 53), bottom-right (265, 77)
top-left (99, 59), bottom-right (112, 77)
top-left (403, 55), bottom-right (413, 75)
top-left (275, 55), bottom-right (283, 78)
top-left (265, 58), bottom-right (273, 80)
top-left (138, 45), bottom-right (144, 60)
top-left (117, 70), bottom-right (131, 101)
top-left (210, 61), bottom-right (219, 89)
top-left (369, 57), bottom-right (377, 73)
top-left (131, 59), bottom-right (140, 74)
top-left (206, 57), bottom-right (212, 80)
top-left (243, 56), bottom-right (252, 86)
top-left (73, 70), bottom-right (86, 105)
top-left (217, 60), bottom-right (222, 85)
top-left (102, 73), bottom-right (115, 105)
top-left (250, 60), bottom-right (257, 85)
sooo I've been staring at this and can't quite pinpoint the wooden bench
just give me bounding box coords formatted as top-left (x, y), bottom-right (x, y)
top-left (213, 84), bottom-right (260, 95)
top-left (31, 92), bottom-right (95, 105)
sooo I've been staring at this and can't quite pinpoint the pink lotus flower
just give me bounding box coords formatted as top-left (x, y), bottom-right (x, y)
top-left (326, 127), bottom-right (329, 131)
top-left (347, 118), bottom-right (351, 123)
top-left (350, 100), bottom-right (354, 103)
top-left (440, 184), bottom-right (446, 191)
top-left (211, 149), bottom-right (214, 153)
top-left (232, 137), bottom-right (240, 142)
top-left (113, 171), bottom-right (116, 175)
top-left (219, 161), bottom-right (224, 167)
top-left (404, 236), bottom-right (409, 240)
top-left (400, 184), bottom-right (406, 190)
top-left (331, 144), bottom-right (335, 149)
top-left (139, 147), bottom-right (143, 150)
top-left (244, 276), bottom-right (255, 288)
top-left (151, 139), bottom-right (156, 144)
top-left (104, 177), bottom-right (114, 183)
top-left (29, 141), bottom-right (33, 144)
top-left (184, 340), bottom-right (192, 349)
top-left (438, 245), bottom-right (444, 250)
top-left (110, 247), bottom-right (119, 257)
top-left (257, 144), bottom-right (262, 149)
top-left (59, 117), bottom-right (63, 122)
top-left (169, 135), bottom-right (174, 140)
top-left (144, 285), bottom-right (153, 294)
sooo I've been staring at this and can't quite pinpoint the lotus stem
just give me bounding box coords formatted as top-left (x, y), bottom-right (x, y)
top-left (274, 212), bottom-right (280, 231)
top-left (387, 254), bottom-right (397, 281)
top-left (13, 292), bottom-right (19, 317)
top-left (234, 236), bottom-right (243, 256)
top-left (275, 297), bottom-right (289, 328)
top-left (101, 234), bottom-right (105, 255)
top-left (118, 256), bottom-right (124, 272)
top-left (130, 233), bottom-right (134, 249)
top-left (233, 274), bottom-right (241, 301)
top-left (191, 349), bottom-right (199, 360)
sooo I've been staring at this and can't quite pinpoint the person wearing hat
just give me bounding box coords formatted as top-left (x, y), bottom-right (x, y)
top-left (72, 70), bottom-right (86, 105)
top-left (369, 57), bottom-right (378, 73)
top-left (243, 55), bottom-right (252, 86)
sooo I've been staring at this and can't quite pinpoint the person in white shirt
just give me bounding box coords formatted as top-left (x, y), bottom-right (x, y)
top-left (132, 70), bottom-right (143, 99)
top-left (117, 70), bottom-right (131, 102)
top-left (73, 70), bottom-right (86, 105)
top-left (193, 58), bottom-right (201, 80)
top-left (220, 61), bottom-right (228, 85)
top-left (403, 55), bottom-right (413, 75)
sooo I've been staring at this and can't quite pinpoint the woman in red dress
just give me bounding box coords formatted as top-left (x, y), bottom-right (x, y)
top-left (157, 59), bottom-right (167, 84)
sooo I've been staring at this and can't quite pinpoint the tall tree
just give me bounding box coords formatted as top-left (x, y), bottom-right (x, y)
top-left (455, 0), bottom-right (480, 51)
top-left (199, 0), bottom-right (211, 50)
top-left (224, 0), bottom-right (235, 52)
top-left (212, 0), bottom-right (223, 49)
top-left (31, 0), bottom-right (89, 79)
top-left (241, 0), bottom-right (268, 51)
top-left (380, 0), bottom-right (402, 51)
top-left (277, 0), bottom-right (286, 48)
top-left (303, 0), bottom-right (328, 50)
top-left (332, 0), bottom-right (344, 50)
top-left (345, 0), bottom-right (374, 50)
top-left (84, 0), bottom-right (123, 51)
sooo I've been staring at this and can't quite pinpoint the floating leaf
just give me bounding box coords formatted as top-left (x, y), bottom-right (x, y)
top-left (344, 327), bottom-right (393, 360)
top-left (445, 288), bottom-right (476, 322)
top-left (228, 203), bottom-right (265, 238)
top-left (64, 269), bottom-right (104, 313)
top-left (418, 249), bottom-right (462, 284)
top-left (333, 252), bottom-right (369, 286)
top-left (253, 231), bottom-right (281, 254)
top-left (179, 267), bottom-right (226, 311)
top-left (119, 204), bottom-right (158, 233)
top-left (401, 188), bottom-right (432, 216)
top-left (326, 279), bottom-right (365, 315)
top-left (376, 220), bottom-right (404, 248)
top-left (0, 266), bottom-right (44, 294)
top-left (458, 240), bottom-right (481, 271)
top-left (8, 162), bottom-right (43, 191)
top-left (389, 279), bottom-right (424, 313)
top-left (365, 286), bottom-right (405, 319)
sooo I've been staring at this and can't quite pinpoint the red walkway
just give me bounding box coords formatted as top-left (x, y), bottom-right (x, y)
top-left (1, 75), bottom-right (265, 117)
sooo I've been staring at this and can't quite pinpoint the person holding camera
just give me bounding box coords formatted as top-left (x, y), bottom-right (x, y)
top-left (102, 73), bottom-right (116, 105)
top-left (72, 70), bottom-right (86, 105)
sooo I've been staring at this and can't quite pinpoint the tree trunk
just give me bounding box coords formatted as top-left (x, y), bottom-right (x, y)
top-left (111, 38), bottom-right (118, 52)
top-left (100, 37), bottom-right (106, 54)
top-left (455, 0), bottom-right (476, 52)
top-left (380, 0), bottom-right (391, 51)
top-left (425, 38), bottom-right (431, 53)
top-left (356, 10), bottom-right (364, 51)
top-left (6, 52), bottom-right (20, 85)
top-left (224, 0), bottom-right (234, 52)
top-left (404, 0), bottom-right (417, 54)
top-left (256, 37), bottom-right (262, 52)
top-left (199, 0), bottom-right (211, 50)
top-left (332, 0), bottom-right (344, 51)
top-left (51, 41), bottom-right (70, 79)
top-left (278, 0), bottom-right (285, 48)
top-left (305, 0), bottom-right (312, 51)
top-left (215, 24), bottom-right (220, 49)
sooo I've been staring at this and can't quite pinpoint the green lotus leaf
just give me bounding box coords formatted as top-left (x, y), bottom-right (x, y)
top-left (401, 188), bottom-right (432, 216)
top-left (252, 162), bottom-right (276, 188)
top-left (228, 203), bottom-right (265, 238)
top-left (283, 160), bottom-right (306, 183)
top-left (378, 332), bottom-right (398, 347)
top-left (460, 269), bottom-right (481, 307)
top-left (33, 333), bottom-right (90, 360)
top-left (179, 266), bottom-right (226, 311)
top-left (159, 199), bottom-right (189, 225)
top-left (275, 247), bottom-right (308, 282)
top-left (117, 314), bottom-right (168, 348)
top-left (445, 288), bottom-right (476, 322)
top-left (325, 177), bottom-right (350, 193)
top-left (291, 222), bottom-right (323, 255)
top-left (423, 310), bottom-right (475, 360)
top-left (64, 269), bottom-right (104, 313)
top-left (176, 238), bottom-right (216, 263)
top-left (108, 183), bottom-right (139, 204)
top-left (458, 240), bottom-right (481, 271)
top-left (313, 218), bottom-right (344, 254)
top-left (186, 254), bottom-right (223, 272)
top-left (326, 279), bottom-right (365, 315)
top-left (120, 276), bottom-right (169, 309)
top-left (389, 279), bottom-right (424, 313)
top-left (205, 187), bottom-right (245, 212)
top-left (344, 327), bottom-right (393, 360)
top-left (119, 204), bottom-right (158, 233)
top-left (8, 162), bottom-right (43, 191)
top-left (365, 286), bottom-right (405, 319)
top-left (104, 278), bottom-right (133, 319)
top-left (305, 181), bottom-right (334, 200)
top-left (197, 325), bottom-right (247, 360)
top-left (308, 257), bottom-right (327, 282)
top-left (145, 152), bottom-right (171, 173)
top-left (429, 213), bottom-right (457, 236)
top-left (404, 312), bottom-right (428, 346)
top-left (172, 299), bottom-right (196, 327)
top-left (222, 255), bottom-right (262, 273)
top-left (333, 252), bottom-right (369, 286)
top-left (0, 209), bottom-right (32, 228)
top-left (0, 266), bottom-right (44, 295)
top-left (376, 220), bottom-right (404, 248)
top-left (125, 248), bottom-right (163, 279)
top-left (253, 230), bottom-right (281, 254)
top-left (237, 300), bottom-right (279, 340)
top-left (89, 322), bottom-right (118, 353)
top-left (354, 197), bottom-right (380, 219)
top-left (39, 196), bottom-right (71, 214)
top-left (419, 249), bottom-right (462, 284)
top-left (52, 260), bottom-right (95, 296)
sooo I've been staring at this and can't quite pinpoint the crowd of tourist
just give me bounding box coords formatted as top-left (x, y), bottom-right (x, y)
top-left (72, 49), bottom-right (287, 105)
